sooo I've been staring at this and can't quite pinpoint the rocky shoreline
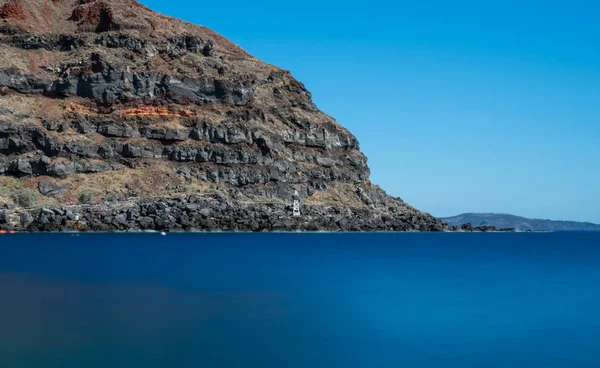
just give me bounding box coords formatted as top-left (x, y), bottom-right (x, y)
top-left (0, 194), bottom-right (451, 233)
top-left (0, 193), bottom-right (508, 233)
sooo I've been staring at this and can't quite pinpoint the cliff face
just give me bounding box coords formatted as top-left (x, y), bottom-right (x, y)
top-left (0, 0), bottom-right (445, 232)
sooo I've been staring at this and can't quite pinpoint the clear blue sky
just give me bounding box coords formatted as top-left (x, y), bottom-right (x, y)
top-left (142, 0), bottom-right (600, 223)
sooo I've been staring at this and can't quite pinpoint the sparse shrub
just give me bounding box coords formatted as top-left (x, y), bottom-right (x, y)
top-left (184, 184), bottom-right (202, 193)
top-left (269, 198), bottom-right (286, 205)
top-left (0, 177), bottom-right (20, 195)
top-left (104, 192), bottom-right (118, 202)
top-left (11, 189), bottom-right (40, 208)
top-left (204, 188), bottom-right (227, 197)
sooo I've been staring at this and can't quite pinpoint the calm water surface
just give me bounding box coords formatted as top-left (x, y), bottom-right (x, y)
top-left (0, 233), bottom-right (599, 367)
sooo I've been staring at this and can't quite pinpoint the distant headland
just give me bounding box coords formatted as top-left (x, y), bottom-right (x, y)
top-left (442, 213), bottom-right (600, 232)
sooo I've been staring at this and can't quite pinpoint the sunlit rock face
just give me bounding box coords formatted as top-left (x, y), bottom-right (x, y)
top-left (0, 0), bottom-right (445, 232)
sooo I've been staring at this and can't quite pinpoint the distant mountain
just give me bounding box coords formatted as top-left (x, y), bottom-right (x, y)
top-left (441, 213), bottom-right (600, 232)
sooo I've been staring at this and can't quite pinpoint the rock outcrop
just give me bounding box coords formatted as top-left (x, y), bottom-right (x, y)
top-left (459, 223), bottom-right (496, 232)
top-left (0, 0), bottom-right (446, 232)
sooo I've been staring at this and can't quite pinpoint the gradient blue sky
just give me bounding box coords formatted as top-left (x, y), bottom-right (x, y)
top-left (141, 0), bottom-right (600, 223)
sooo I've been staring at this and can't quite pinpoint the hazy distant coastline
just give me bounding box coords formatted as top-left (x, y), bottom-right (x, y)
top-left (442, 213), bottom-right (600, 232)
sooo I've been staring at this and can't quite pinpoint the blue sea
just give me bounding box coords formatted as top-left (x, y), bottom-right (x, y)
top-left (1, 233), bottom-right (599, 367)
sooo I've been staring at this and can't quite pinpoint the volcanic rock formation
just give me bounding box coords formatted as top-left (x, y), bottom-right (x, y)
top-left (0, 0), bottom-right (446, 231)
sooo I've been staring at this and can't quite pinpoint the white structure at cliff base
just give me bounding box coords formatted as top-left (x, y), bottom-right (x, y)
top-left (293, 190), bottom-right (301, 217)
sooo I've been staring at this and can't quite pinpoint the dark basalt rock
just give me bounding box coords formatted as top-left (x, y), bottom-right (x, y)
top-left (38, 182), bottom-right (71, 197)
top-left (458, 223), bottom-right (497, 232)
top-left (0, 194), bottom-right (448, 232)
top-left (461, 223), bottom-right (474, 231)
top-left (1, 33), bottom-right (86, 51)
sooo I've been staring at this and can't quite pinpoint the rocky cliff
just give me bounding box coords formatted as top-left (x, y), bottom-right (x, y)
top-left (0, 0), bottom-right (446, 232)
